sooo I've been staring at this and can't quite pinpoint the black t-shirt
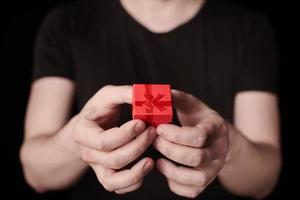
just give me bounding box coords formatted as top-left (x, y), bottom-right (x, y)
top-left (33, 0), bottom-right (278, 199)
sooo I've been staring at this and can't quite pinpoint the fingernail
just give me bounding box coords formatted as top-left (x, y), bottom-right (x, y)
top-left (148, 127), bottom-right (157, 139)
top-left (135, 121), bottom-right (145, 133)
top-left (143, 160), bottom-right (153, 173)
top-left (156, 126), bottom-right (165, 135)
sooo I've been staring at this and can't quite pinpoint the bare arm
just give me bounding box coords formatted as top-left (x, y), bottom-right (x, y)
top-left (218, 91), bottom-right (281, 199)
top-left (20, 77), bottom-right (87, 192)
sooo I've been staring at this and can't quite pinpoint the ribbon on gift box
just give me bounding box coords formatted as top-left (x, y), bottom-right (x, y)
top-left (133, 84), bottom-right (172, 126)
top-left (135, 85), bottom-right (171, 113)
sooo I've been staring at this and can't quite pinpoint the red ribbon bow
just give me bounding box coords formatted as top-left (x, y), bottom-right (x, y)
top-left (136, 93), bottom-right (171, 113)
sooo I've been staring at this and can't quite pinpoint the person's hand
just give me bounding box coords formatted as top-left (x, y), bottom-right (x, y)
top-left (153, 89), bottom-right (229, 198)
top-left (73, 85), bottom-right (156, 194)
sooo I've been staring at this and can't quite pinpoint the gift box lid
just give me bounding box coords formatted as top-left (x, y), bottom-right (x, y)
top-left (132, 84), bottom-right (172, 115)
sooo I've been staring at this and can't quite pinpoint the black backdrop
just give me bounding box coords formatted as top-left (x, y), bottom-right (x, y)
top-left (2, 0), bottom-right (297, 199)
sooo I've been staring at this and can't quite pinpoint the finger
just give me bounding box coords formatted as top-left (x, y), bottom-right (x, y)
top-left (91, 158), bottom-right (153, 192)
top-left (81, 120), bottom-right (146, 151)
top-left (167, 179), bottom-right (204, 199)
top-left (98, 119), bottom-right (146, 151)
top-left (115, 181), bottom-right (143, 194)
top-left (156, 114), bottom-right (221, 148)
top-left (73, 119), bottom-right (105, 148)
top-left (156, 124), bottom-right (208, 148)
top-left (153, 136), bottom-right (214, 167)
top-left (156, 158), bottom-right (219, 187)
top-left (196, 116), bottom-right (228, 159)
top-left (107, 127), bottom-right (156, 169)
top-left (171, 89), bottom-right (209, 116)
top-left (81, 127), bottom-right (156, 169)
top-left (83, 85), bottom-right (132, 121)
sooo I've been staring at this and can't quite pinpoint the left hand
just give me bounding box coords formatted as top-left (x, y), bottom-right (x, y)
top-left (153, 89), bottom-right (229, 198)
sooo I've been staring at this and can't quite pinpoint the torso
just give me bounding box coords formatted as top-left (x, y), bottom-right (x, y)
top-left (66, 0), bottom-right (256, 199)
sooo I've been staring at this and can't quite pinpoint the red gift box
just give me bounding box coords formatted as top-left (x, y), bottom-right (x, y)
top-left (132, 84), bottom-right (173, 127)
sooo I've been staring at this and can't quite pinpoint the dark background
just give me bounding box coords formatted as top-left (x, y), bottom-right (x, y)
top-left (2, 0), bottom-right (297, 199)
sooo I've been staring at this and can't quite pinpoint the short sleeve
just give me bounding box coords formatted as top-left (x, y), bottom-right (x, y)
top-left (32, 4), bottom-right (74, 81)
top-left (236, 13), bottom-right (279, 94)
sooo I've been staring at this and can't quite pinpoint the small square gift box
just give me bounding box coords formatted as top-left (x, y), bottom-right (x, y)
top-left (132, 84), bottom-right (173, 127)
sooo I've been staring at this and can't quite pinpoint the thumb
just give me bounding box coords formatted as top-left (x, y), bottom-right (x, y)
top-left (82, 85), bottom-right (132, 121)
top-left (171, 89), bottom-right (210, 116)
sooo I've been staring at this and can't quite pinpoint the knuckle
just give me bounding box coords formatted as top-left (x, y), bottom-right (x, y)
top-left (82, 106), bottom-right (98, 119)
top-left (138, 145), bottom-right (147, 156)
top-left (191, 150), bottom-right (204, 167)
top-left (197, 125), bottom-right (209, 137)
top-left (134, 181), bottom-right (143, 190)
top-left (73, 121), bottom-right (85, 142)
top-left (101, 179), bottom-right (115, 192)
top-left (121, 129), bottom-right (134, 143)
top-left (178, 150), bottom-right (193, 166)
top-left (110, 156), bottom-right (125, 169)
top-left (115, 189), bottom-right (127, 195)
top-left (97, 139), bottom-right (107, 151)
top-left (80, 148), bottom-right (92, 162)
top-left (131, 173), bottom-right (142, 184)
top-left (202, 124), bottom-right (211, 134)
top-left (194, 131), bottom-right (207, 147)
top-left (167, 168), bottom-right (176, 179)
top-left (198, 173), bottom-right (210, 187)
top-left (215, 115), bottom-right (224, 125)
top-left (138, 139), bottom-right (149, 153)
top-left (168, 181), bottom-right (176, 193)
top-left (72, 130), bottom-right (81, 143)
top-left (188, 189), bottom-right (201, 198)
top-left (172, 131), bottom-right (180, 143)
top-left (220, 121), bottom-right (228, 133)
top-left (212, 115), bottom-right (224, 129)
top-left (114, 190), bottom-right (123, 194)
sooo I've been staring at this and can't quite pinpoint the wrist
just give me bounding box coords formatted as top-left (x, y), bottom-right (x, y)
top-left (54, 115), bottom-right (81, 158)
top-left (219, 122), bottom-right (245, 179)
top-left (224, 122), bottom-right (243, 165)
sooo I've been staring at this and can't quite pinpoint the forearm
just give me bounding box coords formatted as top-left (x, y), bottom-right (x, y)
top-left (218, 123), bottom-right (281, 199)
top-left (20, 115), bottom-right (88, 192)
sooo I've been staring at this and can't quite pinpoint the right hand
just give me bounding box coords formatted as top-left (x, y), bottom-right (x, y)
top-left (73, 85), bottom-right (157, 194)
